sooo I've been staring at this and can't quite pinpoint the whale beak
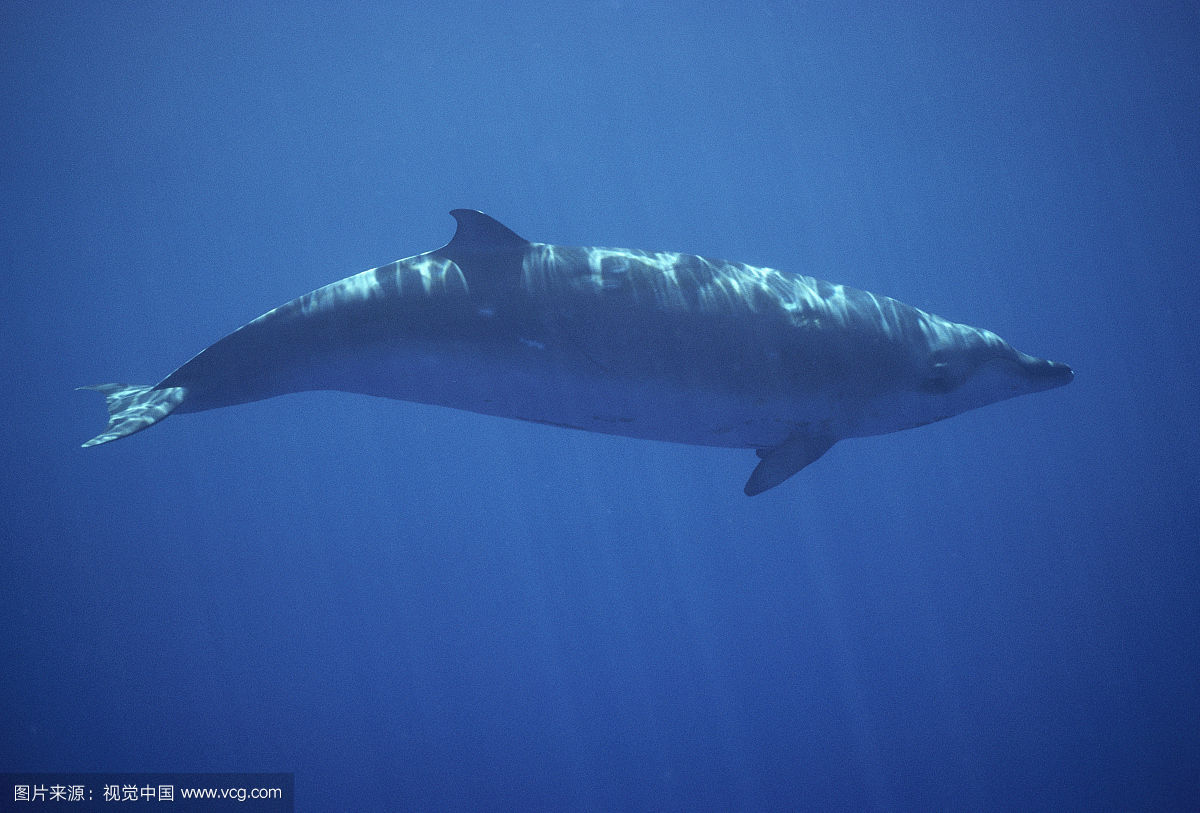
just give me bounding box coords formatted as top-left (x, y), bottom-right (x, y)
top-left (1016, 354), bottom-right (1074, 390)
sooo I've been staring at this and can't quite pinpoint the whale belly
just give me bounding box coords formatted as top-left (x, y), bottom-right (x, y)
top-left (305, 338), bottom-right (811, 450)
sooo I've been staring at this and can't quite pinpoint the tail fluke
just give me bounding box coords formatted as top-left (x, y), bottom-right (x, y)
top-left (79, 384), bottom-right (187, 447)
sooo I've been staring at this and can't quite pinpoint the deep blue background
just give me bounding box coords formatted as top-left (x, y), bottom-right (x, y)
top-left (3, 2), bottom-right (1197, 810)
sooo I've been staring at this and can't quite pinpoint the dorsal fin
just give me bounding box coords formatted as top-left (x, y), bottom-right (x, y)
top-left (446, 210), bottom-right (529, 252)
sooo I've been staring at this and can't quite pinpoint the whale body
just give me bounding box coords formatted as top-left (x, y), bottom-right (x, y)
top-left (81, 210), bottom-right (1072, 494)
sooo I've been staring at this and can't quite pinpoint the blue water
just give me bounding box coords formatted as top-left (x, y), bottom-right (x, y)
top-left (3, 3), bottom-right (1198, 810)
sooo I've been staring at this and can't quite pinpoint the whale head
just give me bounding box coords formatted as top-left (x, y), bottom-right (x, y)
top-left (908, 315), bottom-right (1073, 428)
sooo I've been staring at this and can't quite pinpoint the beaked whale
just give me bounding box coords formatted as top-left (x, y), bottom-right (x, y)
top-left (81, 210), bottom-right (1072, 495)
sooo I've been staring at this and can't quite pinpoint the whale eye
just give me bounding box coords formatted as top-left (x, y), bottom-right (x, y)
top-left (920, 361), bottom-right (958, 394)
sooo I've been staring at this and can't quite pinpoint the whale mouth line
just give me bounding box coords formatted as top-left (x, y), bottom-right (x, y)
top-left (1009, 354), bottom-right (1074, 390)
top-left (1029, 359), bottom-right (1073, 384)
